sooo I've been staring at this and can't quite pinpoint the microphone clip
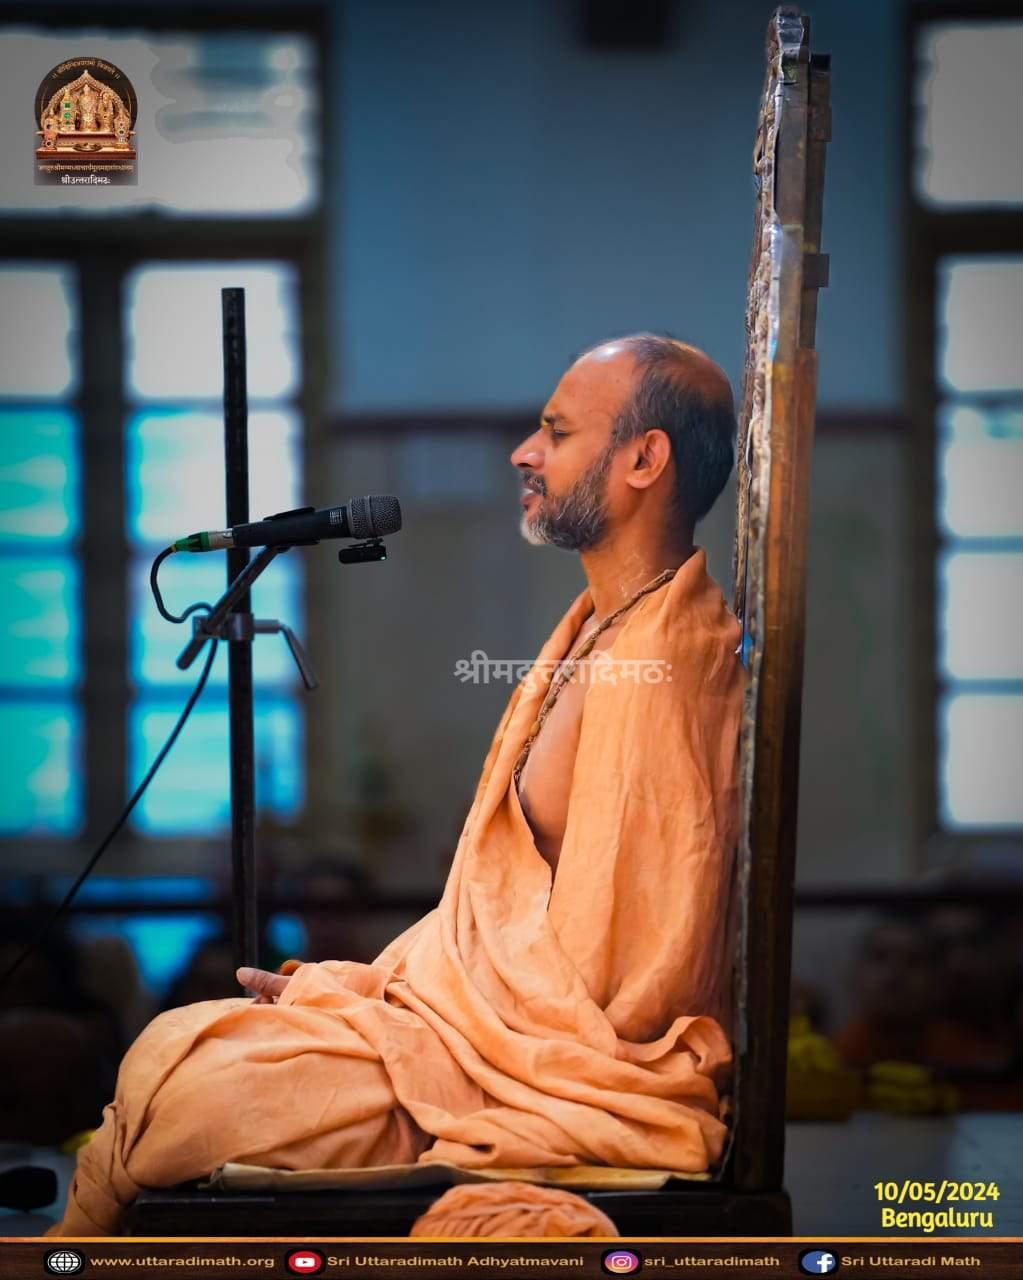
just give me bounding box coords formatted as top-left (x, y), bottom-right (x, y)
top-left (189, 610), bottom-right (318, 691)
top-left (338, 537), bottom-right (388, 565)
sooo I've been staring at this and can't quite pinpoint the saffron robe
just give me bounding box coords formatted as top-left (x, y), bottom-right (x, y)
top-left (409, 1181), bottom-right (620, 1237)
top-left (49, 547), bottom-right (746, 1236)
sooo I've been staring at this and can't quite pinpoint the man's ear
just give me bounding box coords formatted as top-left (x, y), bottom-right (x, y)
top-left (628, 428), bottom-right (673, 488)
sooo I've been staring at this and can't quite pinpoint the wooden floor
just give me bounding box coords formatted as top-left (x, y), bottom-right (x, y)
top-left (4, 1112), bottom-right (1021, 1237)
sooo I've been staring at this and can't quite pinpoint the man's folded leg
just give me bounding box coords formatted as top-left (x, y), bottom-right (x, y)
top-left (46, 995), bottom-right (431, 1237)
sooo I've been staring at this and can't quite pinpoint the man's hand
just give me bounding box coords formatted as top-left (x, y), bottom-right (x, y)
top-left (237, 958), bottom-right (303, 1004)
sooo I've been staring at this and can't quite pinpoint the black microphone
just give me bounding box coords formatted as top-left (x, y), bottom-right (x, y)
top-left (172, 495), bottom-right (402, 553)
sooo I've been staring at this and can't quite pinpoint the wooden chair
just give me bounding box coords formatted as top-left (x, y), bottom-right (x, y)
top-left (127, 4), bottom-right (831, 1238)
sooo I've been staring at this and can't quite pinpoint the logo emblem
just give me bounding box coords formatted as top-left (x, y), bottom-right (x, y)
top-left (285, 1249), bottom-right (325, 1275)
top-left (35, 57), bottom-right (138, 186)
top-left (44, 1250), bottom-right (85, 1276)
top-left (601, 1249), bottom-right (643, 1275)
top-left (798, 1249), bottom-right (839, 1275)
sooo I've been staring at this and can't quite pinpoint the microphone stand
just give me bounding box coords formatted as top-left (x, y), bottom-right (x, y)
top-left (175, 288), bottom-right (389, 983)
top-left (222, 287), bottom-right (258, 979)
top-left (175, 289), bottom-right (320, 981)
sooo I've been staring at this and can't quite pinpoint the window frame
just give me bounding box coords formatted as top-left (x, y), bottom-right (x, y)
top-left (904, 1), bottom-right (1023, 868)
top-left (0, 4), bottom-right (331, 875)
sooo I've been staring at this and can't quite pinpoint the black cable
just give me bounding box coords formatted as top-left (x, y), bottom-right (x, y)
top-left (150, 545), bottom-right (213, 624)
top-left (0, 550), bottom-right (219, 994)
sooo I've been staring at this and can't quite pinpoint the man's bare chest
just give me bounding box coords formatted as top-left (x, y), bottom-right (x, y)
top-left (515, 623), bottom-right (623, 870)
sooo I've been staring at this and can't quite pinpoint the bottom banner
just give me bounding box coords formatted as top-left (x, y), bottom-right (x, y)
top-left (2, 1238), bottom-right (1021, 1279)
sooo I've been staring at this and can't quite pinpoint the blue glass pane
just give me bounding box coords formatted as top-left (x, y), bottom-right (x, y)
top-left (0, 701), bottom-right (81, 834)
top-left (940, 692), bottom-right (1023, 827)
top-left (125, 263), bottom-right (300, 400)
top-left (0, 265), bottom-right (77, 397)
top-left (128, 696), bottom-right (303, 835)
top-left (47, 875), bottom-right (217, 904)
top-left (0, 554), bottom-right (79, 686)
top-left (130, 552), bottom-right (303, 689)
top-left (0, 408), bottom-right (80, 542)
top-left (125, 407), bottom-right (301, 547)
top-left (266, 913), bottom-right (308, 959)
top-left (70, 914), bottom-right (223, 995)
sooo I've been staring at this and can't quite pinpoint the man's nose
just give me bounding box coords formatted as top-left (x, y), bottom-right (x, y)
top-left (510, 436), bottom-right (543, 468)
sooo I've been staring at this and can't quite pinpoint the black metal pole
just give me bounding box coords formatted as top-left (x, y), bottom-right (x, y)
top-left (222, 287), bottom-right (259, 975)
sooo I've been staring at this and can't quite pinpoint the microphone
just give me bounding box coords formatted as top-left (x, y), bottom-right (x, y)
top-left (172, 496), bottom-right (402, 553)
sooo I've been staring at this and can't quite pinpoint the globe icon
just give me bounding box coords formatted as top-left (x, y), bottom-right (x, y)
top-left (45, 1249), bottom-right (84, 1276)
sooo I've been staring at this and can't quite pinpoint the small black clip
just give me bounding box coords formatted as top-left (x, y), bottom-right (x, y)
top-left (338, 538), bottom-right (387, 565)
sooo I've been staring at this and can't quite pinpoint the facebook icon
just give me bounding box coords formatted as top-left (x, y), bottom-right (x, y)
top-left (798, 1249), bottom-right (839, 1275)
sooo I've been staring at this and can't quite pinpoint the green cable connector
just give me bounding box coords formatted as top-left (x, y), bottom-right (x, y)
top-left (172, 532), bottom-right (211, 553)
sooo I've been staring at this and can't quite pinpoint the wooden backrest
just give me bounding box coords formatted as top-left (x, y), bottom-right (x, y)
top-left (725, 6), bottom-right (831, 1191)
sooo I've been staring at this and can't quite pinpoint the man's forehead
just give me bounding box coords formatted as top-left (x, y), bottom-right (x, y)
top-left (546, 346), bottom-right (637, 414)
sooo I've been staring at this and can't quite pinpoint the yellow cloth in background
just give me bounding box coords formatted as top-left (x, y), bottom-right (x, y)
top-left (49, 547), bottom-right (745, 1237)
top-left (410, 1181), bottom-right (619, 1238)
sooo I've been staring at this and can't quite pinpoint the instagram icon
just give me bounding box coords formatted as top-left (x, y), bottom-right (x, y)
top-left (601, 1248), bottom-right (643, 1275)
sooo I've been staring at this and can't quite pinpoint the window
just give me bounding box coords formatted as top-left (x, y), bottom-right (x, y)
top-left (914, 22), bottom-right (1023, 208)
top-left (2, 27), bottom-right (318, 217)
top-left (124, 262), bottom-right (305, 834)
top-left (909, 9), bottom-right (1023, 852)
top-left (0, 265), bottom-right (83, 834)
top-left (1, 258), bottom-right (313, 846)
top-left (1, 9), bottom-right (325, 992)
top-left (934, 262), bottom-right (1023, 828)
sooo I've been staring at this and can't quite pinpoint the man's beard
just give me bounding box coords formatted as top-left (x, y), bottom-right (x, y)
top-left (519, 443), bottom-right (615, 552)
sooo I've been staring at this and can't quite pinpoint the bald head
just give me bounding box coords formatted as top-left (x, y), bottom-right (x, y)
top-left (578, 336), bottom-right (734, 417)
top-left (573, 333), bottom-right (736, 537)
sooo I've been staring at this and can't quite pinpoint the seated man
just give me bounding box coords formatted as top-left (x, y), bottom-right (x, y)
top-left (49, 334), bottom-right (747, 1236)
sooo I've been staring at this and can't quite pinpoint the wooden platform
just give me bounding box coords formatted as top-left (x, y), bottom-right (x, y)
top-left (126, 1183), bottom-right (792, 1237)
top-left (9, 1113), bottom-right (1023, 1237)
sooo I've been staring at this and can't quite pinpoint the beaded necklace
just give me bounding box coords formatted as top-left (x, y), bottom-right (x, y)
top-left (513, 565), bottom-right (679, 793)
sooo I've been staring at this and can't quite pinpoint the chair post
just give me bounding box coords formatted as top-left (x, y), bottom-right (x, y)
top-left (727, 6), bottom-right (831, 1192)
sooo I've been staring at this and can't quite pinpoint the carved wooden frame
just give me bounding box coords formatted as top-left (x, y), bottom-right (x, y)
top-left (723, 5), bottom-right (831, 1191)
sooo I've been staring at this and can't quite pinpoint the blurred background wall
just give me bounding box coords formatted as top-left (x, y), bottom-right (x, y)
top-left (0, 0), bottom-right (1020, 1065)
top-left (328, 0), bottom-right (908, 904)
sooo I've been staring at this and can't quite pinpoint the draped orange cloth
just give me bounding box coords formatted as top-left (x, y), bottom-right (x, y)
top-left (49, 547), bottom-right (746, 1236)
top-left (409, 1182), bottom-right (619, 1238)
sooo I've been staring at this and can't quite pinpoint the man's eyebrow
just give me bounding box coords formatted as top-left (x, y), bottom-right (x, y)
top-left (540, 412), bottom-right (567, 427)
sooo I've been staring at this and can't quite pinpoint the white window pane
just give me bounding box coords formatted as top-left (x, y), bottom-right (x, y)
top-left (939, 405), bottom-right (1023, 538)
top-left (938, 258), bottom-right (1023, 394)
top-left (126, 407), bottom-right (302, 545)
top-left (915, 23), bottom-right (1023, 207)
top-left (126, 264), bottom-right (300, 400)
top-left (939, 551), bottom-right (1023, 680)
top-left (941, 693), bottom-right (1023, 827)
top-left (2, 29), bottom-right (318, 216)
top-left (130, 551), bottom-right (303, 689)
top-left (0, 265), bottom-right (76, 397)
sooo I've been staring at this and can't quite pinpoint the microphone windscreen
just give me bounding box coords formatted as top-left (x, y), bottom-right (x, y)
top-left (351, 494), bottom-right (402, 538)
